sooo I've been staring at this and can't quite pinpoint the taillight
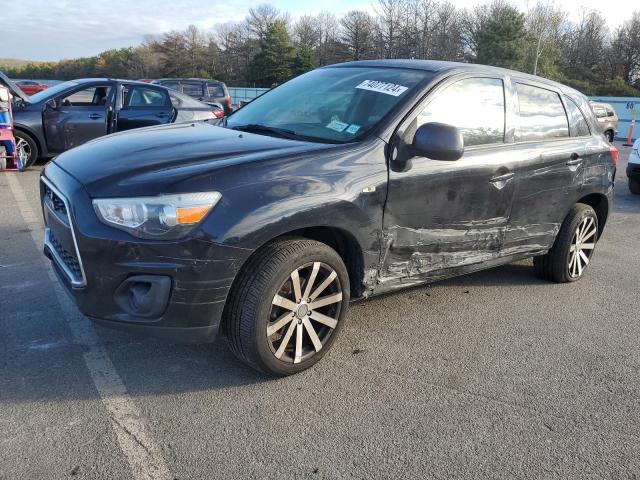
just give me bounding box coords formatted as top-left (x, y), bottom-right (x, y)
top-left (226, 96), bottom-right (232, 110)
top-left (213, 110), bottom-right (224, 119)
top-left (610, 145), bottom-right (619, 168)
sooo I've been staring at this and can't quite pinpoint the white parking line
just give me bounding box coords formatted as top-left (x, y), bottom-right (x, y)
top-left (6, 172), bottom-right (171, 480)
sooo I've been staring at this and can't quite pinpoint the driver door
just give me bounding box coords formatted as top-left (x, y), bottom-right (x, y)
top-left (43, 84), bottom-right (113, 152)
top-left (381, 75), bottom-right (518, 284)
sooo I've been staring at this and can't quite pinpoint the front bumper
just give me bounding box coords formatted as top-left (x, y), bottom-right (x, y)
top-left (627, 161), bottom-right (640, 180)
top-left (40, 163), bottom-right (249, 343)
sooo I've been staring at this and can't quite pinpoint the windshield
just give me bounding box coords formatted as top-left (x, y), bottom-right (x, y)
top-left (226, 67), bottom-right (431, 143)
top-left (29, 81), bottom-right (79, 103)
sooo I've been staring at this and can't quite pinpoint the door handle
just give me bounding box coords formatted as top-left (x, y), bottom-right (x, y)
top-left (88, 113), bottom-right (102, 119)
top-left (566, 153), bottom-right (582, 166)
top-left (490, 172), bottom-right (515, 183)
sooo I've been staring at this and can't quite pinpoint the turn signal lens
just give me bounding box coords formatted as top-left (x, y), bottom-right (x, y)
top-left (176, 206), bottom-right (211, 225)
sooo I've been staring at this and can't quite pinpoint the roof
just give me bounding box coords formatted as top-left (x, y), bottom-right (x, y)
top-left (329, 59), bottom-right (582, 96)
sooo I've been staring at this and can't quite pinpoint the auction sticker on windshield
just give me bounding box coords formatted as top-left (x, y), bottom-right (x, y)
top-left (356, 80), bottom-right (408, 97)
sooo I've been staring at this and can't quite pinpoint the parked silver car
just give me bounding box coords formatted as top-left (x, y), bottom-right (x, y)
top-left (590, 102), bottom-right (618, 142)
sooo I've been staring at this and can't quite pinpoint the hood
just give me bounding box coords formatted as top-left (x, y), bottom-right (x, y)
top-left (53, 122), bottom-right (334, 197)
top-left (0, 70), bottom-right (31, 103)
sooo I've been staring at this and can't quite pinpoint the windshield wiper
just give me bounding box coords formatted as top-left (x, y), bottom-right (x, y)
top-left (230, 123), bottom-right (303, 141)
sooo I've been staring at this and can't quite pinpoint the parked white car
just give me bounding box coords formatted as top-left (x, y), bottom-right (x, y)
top-left (627, 138), bottom-right (640, 194)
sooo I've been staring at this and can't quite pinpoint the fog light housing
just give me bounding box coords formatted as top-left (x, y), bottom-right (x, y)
top-left (113, 275), bottom-right (171, 319)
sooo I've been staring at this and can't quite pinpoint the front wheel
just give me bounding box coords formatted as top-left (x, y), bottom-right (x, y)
top-left (14, 131), bottom-right (38, 170)
top-left (629, 178), bottom-right (640, 195)
top-left (534, 204), bottom-right (598, 282)
top-left (224, 238), bottom-right (350, 376)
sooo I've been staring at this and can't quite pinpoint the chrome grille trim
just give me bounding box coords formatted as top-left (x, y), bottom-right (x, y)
top-left (41, 176), bottom-right (87, 288)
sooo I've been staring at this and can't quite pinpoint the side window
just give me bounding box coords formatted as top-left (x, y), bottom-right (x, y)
top-left (123, 86), bottom-right (170, 108)
top-left (564, 97), bottom-right (591, 137)
top-left (606, 108), bottom-right (615, 117)
top-left (516, 83), bottom-right (569, 142)
top-left (206, 83), bottom-right (225, 97)
top-left (181, 82), bottom-right (204, 97)
top-left (594, 106), bottom-right (607, 118)
top-left (417, 77), bottom-right (505, 147)
top-left (61, 86), bottom-right (112, 107)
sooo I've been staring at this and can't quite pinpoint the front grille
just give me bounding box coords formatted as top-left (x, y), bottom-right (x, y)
top-left (41, 176), bottom-right (87, 287)
top-left (49, 230), bottom-right (82, 279)
top-left (43, 184), bottom-right (68, 217)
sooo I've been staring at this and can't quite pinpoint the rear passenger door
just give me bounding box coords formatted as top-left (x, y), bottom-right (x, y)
top-left (503, 82), bottom-right (589, 255)
top-left (382, 75), bottom-right (519, 281)
top-left (116, 84), bottom-right (175, 132)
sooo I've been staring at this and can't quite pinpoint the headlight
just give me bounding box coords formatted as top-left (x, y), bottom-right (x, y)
top-left (93, 192), bottom-right (221, 239)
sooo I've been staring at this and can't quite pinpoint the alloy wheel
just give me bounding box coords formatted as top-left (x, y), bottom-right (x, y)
top-left (268, 261), bottom-right (343, 364)
top-left (16, 138), bottom-right (31, 165)
top-left (568, 216), bottom-right (597, 278)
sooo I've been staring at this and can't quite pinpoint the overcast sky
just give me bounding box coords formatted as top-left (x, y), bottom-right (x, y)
top-left (5, 0), bottom-right (634, 61)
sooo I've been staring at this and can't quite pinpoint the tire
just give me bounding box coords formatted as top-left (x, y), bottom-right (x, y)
top-left (629, 178), bottom-right (640, 195)
top-left (605, 130), bottom-right (614, 143)
top-left (14, 131), bottom-right (38, 169)
top-left (224, 238), bottom-right (350, 376)
top-left (534, 203), bottom-right (598, 283)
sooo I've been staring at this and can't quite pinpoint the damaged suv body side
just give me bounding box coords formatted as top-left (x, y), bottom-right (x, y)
top-left (41, 60), bottom-right (615, 375)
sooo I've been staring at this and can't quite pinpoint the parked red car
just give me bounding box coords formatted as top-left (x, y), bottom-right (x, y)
top-left (15, 80), bottom-right (48, 96)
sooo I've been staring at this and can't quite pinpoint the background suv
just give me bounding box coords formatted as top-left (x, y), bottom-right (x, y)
top-left (590, 101), bottom-right (618, 142)
top-left (151, 78), bottom-right (232, 115)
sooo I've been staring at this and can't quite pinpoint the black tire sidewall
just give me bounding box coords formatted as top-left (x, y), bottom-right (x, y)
top-left (249, 241), bottom-right (350, 376)
top-left (14, 132), bottom-right (38, 169)
top-left (629, 178), bottom-right (640, 195)
top-left (557, 205), bottom-right (598, 282)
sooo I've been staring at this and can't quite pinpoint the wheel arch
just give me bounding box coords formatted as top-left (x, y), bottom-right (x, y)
top-left (576, 193), bottom-right (609, 239)
top-left (13, 124), bottom-right (44, 157)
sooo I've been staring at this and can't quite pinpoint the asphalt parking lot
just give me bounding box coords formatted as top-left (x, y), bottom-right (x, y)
top-left (1, 142), bottom-right (639, 479)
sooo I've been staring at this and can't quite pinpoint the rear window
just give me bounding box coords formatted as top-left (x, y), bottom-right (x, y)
top-left (564, 97), bottom-right (590, 137)
top-left (516, 83), bottom-right (569, 142)
top-left (181, 82), bottom-right (204, 97)
top-left (169, 91), bottom-right (208, 109)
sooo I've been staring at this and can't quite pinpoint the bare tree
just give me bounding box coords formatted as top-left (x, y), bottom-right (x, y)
top-left (525, 2), bottom-right (567, 75)
top-left (341, 11), bottom-right (375, 60)
top-left (246, 4), bottom-right (280, 41)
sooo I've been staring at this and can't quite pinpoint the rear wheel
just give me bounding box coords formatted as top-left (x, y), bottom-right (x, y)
top-left (224, 238), bottom-right (350, 376)
top-left (605, 130), bottom-right (614, 142)
top-left (629, 178), bottom-right (640, 195)
top-left (14, 131), bottom-right (38, 169)
top-left (534, 204), bottom-right (598, 282)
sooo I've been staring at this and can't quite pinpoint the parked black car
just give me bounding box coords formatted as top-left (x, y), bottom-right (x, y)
top-left (40, 60), bottom-right (616, 376)
top-left (151, 78), bottom-right (232, 115)
top-left (0, 72), bottom-right (217, 168)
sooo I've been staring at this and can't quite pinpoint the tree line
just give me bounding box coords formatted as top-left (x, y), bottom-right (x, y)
top-left (3, 1), bottom-right (640, 96)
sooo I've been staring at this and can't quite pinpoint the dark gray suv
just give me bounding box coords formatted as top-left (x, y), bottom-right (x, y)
top-left (41, 60), bottom-right (617, 376)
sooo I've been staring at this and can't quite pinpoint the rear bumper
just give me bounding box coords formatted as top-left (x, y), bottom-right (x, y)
top-left (40, 163), bottom-right (249, 343)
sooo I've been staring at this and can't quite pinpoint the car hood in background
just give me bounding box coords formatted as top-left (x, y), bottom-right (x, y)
top-left (0, 70), bottom-right (32, 103)
top-left (52, 122), bottom-right (336, 197)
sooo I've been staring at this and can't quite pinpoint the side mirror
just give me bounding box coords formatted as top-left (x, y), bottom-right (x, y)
top-left (44, 98), bottom-right (57, 110)
top-left (412, 122), bottom-right (464, 161)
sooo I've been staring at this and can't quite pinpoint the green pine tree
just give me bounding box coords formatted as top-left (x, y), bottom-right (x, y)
top-left (476, 6), bottom-right (526, 70)
top-left (249, 20), bottom-right (295, 87)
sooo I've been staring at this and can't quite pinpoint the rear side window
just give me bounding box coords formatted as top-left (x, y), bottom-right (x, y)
top-left (564, 97), bottom-right (591, 137)
top-left (607, 108), bottom-right (615, 117)
top-left (181, 82), bottom-right (204, 97)
top-left (516, 83), bottom-right (569, 142)
top-left (206, 83), bottom-right (225, 97)
top-left (417, 77), bottom-right (505, 147)
top-left (594, 106), bottom-right (607, 118)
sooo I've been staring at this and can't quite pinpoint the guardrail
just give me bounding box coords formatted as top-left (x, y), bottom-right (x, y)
top-left (228, 87), bottom-right (269, 105)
